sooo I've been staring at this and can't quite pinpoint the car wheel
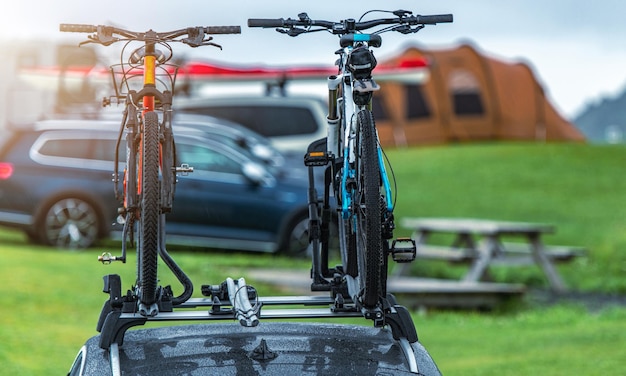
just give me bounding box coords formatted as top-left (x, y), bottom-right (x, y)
top-left (38, 197), bottom-right (100, 249)
top-left (282, 214), bottom-right (339, 259)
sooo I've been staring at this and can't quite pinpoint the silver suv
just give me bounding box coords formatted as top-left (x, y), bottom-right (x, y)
top-left (175, 95), bottom-right (328, 154)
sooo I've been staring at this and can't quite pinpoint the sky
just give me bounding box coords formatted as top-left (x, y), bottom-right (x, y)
top-left (1, 0), bottom-right (625, 119)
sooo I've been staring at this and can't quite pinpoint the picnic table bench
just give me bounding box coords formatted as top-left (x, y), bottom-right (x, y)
top-left (396, 218), bottom-right (586, 293)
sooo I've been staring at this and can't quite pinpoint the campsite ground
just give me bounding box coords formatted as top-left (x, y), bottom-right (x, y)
top-left (1, 142), bottom-right (625, 375)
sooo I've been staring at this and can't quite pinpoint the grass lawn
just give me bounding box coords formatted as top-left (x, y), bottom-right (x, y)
top-left (1, 142), bottom-right (625, 374)
top-left (388, 142), bottom-right (626, 291)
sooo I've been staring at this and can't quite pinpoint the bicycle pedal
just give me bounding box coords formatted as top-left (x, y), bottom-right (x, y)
top-left (98, 252), bottom-right (125, 264)
top-left (174, 163), bottom-right (194, 175)
top-left (304, 151), bottom-right (332, 166)
top-left (391, 237), bottom-right (417, 263)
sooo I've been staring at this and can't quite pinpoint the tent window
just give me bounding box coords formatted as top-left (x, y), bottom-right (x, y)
top-left (453, 92), bottom-right (484, 115)
top-left (371, 93), bottom-right (389, 121)
top-left (448, 70), bottom-right (484, 116)
top-left (405, 84), bottom-right (431, 119)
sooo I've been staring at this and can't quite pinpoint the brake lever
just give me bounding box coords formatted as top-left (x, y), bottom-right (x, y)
top-left (393, 9), bottom-right (413, 17)
top-left (393, 24), bottom-right (424, 34)
top-left (202, 41), bottom-right (223, 50)
top-left (183, 27), bottom-right (206, 48)
top-left (93, 27), bottom-right (118, 46)
top-left (78, 39), bottom-right (96, 47)
top-left (79, 34), bottom-right (117, 47)
top-left (276, 27), bottom-right (307, 37)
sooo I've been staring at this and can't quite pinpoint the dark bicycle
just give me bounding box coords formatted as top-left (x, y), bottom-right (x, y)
top-left (249, 9), bottom-right (452, 328)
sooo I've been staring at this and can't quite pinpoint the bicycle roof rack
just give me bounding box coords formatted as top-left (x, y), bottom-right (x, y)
top-left (96, 273), bottom-right (419, 364)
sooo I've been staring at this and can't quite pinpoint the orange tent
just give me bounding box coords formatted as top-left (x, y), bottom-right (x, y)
top-left (373, 43), bottom-right (585, 147)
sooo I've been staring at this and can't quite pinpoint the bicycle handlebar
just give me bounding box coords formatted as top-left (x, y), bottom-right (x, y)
top-left (204, 26), bottom-right (243, 34)
top-left (414, 14), bottom-right (454, 24)
top-left (248, 10), bottom-right (452, 35)
top-left (60, 24), bottom-right (98, 33)
top-left (59, 23), bottom-right (241, 46)
top-left (60, 24), bottom-right (242, 35)
top-left (247, 19), bottom-right (287, 28)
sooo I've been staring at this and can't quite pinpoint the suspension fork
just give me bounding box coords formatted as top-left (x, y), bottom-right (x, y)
top-left (377, 139), bottom-right (393, 213)
top-left (161, 102), bottom-right (175, 212)
top-left (124, 105), bottom-right (139, 211)
top-left (326, 75), bottom-right (342, 159)
top-left (137, 42), bottom-right (158, 198)
top-left (339, 78), bottom-right (356, 220)
top-left (142, 42), bottom-right (157, 113)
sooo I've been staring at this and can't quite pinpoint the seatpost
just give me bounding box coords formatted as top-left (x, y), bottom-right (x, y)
top-left (142, 37), bottom-right (157, 113)
top-left (326, 75), bottom-right (342, 158)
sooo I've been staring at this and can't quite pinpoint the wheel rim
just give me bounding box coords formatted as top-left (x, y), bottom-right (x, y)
top-left (43, 198), bottom-right (99, 248)
top-left (286, 217), bottom-right (340, 258)
top-left (286, 217), bottom-right (310, 257)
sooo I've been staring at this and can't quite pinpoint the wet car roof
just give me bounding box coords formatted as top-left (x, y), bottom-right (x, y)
top-left (76, 322), bottom-right (441, 375)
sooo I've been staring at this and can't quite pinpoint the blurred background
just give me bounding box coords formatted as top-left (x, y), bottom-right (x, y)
top-left (0, 0), bottom-right (625, 140)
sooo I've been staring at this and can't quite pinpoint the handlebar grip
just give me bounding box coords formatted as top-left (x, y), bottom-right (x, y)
top-left (248, 18), bottom-right (286, 28)
top-left (416, 14), bottom-right (454, 24)
top-left (59, 23), bottom-right (97, 33)
top-left (204, 26), bottom-right (242, 34)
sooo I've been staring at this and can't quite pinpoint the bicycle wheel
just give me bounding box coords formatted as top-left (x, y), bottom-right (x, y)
top-left (139, 111), bottom-right (160, 306)
top-left (354, 109), bottom-right (383, 308)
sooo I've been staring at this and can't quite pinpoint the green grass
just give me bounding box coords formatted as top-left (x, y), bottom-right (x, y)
top-left (418, 306), bottom-right (626, 375)
top-left (1, 142), bottom-right (625, 374)
top-left (387, 142), bottom-right (626, 291)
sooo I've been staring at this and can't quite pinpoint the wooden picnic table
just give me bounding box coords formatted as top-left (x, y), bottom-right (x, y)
top-left (398, 217), bottom-right (584, 293)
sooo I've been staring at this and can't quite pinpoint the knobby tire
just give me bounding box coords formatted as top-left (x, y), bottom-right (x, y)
top-left (355, 110), bottom-right (383, 308)
top-left (139, 111), bottom-right (160, 306)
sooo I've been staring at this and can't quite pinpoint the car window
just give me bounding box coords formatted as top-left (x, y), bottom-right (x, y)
top-left (176, 143), bottom-right (241, 174)
top-left (94, 139), bottom-right (125, 162)
top-left (34, 136), bottom-right (125, 163)
top-left (184, 105), bottom-right (318, 137)
top-left (37, 138), bottom-right (92, 159)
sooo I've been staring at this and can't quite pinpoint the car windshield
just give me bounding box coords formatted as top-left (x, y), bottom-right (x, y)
top-left (174, 126), bottom-right (282, 174)
top-left (175, 123), bottom-right (284, 170)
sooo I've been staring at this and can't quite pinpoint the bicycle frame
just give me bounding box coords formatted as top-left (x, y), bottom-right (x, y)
top-left (249, 8), bottom-right (452, 326)
top-left (113, 38), bottom-right (188, 317)
top-left (60, 23), bottom-right (241, 316)
top-left (328, 42), bottom-right (394, 221)
top-left (120, 38), bottom-right (177, 227)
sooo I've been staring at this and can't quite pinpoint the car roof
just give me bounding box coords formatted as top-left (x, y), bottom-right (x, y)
top-left (175, 94), bottom-right (326, 109)
top-left (31, 113), bottom-right (245, 132)
top-left (75, 322), bottom-right (440, 375)
top-left (31, 113), bottom-right (274, 146)
top-left (33, 118), bottom-right (120, 132)
top-left (26, 117), bottom-right (282, 170)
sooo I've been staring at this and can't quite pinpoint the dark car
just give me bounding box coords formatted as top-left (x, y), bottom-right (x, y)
top-left (68, 322), bottom-right (442, 375)
top-left (0, 116), bottom-right (314, 255)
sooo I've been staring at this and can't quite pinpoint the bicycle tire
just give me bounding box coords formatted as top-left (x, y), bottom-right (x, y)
top-left (354, 109), bottom-right (383, 308)
top-left (139, 111), bottom-right (160, 306)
